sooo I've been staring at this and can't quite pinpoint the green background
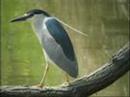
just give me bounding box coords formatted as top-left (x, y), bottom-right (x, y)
top-left (1, 0), bottom-right (129, 96)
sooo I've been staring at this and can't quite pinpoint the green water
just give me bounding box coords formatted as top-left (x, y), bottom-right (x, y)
top-left (1, 0), bottom-right (129, 96)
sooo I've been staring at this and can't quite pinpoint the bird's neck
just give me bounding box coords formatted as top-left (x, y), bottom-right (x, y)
top-left (32, 15), bottom-right (46, 30)
top-left (31, 15), bottom-right (47, 43)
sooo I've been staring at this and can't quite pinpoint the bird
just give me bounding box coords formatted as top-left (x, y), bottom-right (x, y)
top-left (10, 9), bottom-right (78, 87)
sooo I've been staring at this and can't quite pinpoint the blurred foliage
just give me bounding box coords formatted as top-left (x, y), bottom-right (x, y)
top-left (1, 0), bottom-right (129, 96)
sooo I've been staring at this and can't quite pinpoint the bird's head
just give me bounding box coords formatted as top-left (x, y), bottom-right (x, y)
top-left (10, 9), bottom-right (50, 22)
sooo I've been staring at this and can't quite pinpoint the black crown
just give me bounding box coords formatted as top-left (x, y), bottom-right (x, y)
top-left (27, 9), bottom-right (50, 17)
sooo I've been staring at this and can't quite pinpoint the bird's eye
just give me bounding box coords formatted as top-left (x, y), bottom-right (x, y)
top-left (24, 13), bottom-right (34, 18)
top-left (24, 13), bottom-right (28, 16)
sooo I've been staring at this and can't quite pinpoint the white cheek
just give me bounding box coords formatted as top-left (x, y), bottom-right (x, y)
top-left (43, 23), bottom-right (47, 29)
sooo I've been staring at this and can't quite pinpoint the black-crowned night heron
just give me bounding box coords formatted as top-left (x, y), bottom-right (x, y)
top-left (11, 9), bottom-right (78, 87)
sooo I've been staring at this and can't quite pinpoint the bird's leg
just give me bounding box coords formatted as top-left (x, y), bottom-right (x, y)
top-left (36, 50), bottom-right (49, 88)
top-left (65, 73), bottom-right (69, 83)
top-left (60, 73), bottom-right (70, 86)
top-left (64, 73), bottom-right (70, 85)
top-left (38, 61), bottom-right (49, 88)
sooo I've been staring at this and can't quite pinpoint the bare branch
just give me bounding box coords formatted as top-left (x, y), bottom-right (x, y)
top-left (0, 42), bottom-right (129, 97)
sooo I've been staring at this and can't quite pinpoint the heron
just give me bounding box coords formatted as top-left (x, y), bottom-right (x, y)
top-left (10, 9), bottom-right (78, 87)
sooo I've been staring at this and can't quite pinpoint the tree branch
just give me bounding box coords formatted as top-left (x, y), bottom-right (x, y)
top-left (0, 42), bottom-right (129, 97)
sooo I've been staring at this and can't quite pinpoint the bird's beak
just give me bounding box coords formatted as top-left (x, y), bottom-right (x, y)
top-left (10, 14), bottom-right (31, 22)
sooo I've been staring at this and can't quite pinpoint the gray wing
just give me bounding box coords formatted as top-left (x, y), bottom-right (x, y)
top-left (43, 18), bottom-right (78, 78)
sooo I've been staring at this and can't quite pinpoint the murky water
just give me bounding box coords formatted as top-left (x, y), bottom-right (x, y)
top-left (1, 0), bottom-right (129, 96)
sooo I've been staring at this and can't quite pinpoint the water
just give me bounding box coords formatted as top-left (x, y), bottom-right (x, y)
top-left (1, 0), bottom-right (129, 96)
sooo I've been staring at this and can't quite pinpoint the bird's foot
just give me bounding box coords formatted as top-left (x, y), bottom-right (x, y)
top-left (31, 83), bottom-right (45, 88)
top-left (60, 82), bottom-right (70, 86)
